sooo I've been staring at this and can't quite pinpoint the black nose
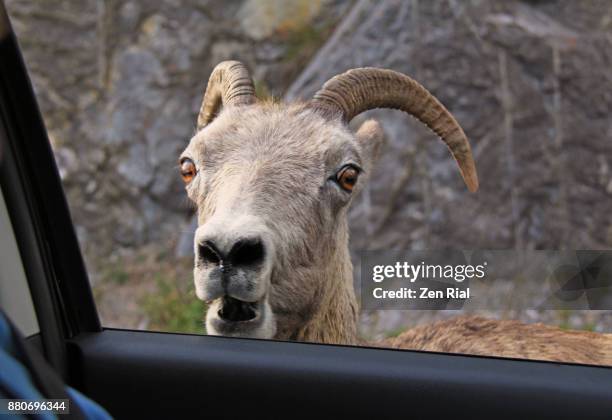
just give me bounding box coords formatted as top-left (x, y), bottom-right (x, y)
top-left (229, 238), bottom-right (265, 267)
top-left (198, 241), bottom-right (222, 266)
top-left (197, 238), bottom-right (265, 268)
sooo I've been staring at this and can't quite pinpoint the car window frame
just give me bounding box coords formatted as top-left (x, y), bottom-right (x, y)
top-left (0, 2), bottom-right (100, 376)
top-left (2, 3), bottom-right (612, 403)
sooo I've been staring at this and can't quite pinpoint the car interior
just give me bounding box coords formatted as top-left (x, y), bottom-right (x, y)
top-left (1, 2), bottom-right (612, 418)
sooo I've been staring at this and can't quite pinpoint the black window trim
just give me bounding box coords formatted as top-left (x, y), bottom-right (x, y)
top-left (0, 1), bottom-right (100, 375)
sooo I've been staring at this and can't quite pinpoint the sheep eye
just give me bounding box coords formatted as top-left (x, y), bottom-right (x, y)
top-left (336, 165), bottom-right (359, 192)
top-left (179, 157), bottom-right (197, 183)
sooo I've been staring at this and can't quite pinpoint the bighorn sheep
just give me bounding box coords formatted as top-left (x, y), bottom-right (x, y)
top-left (179, 61), bottom-right (612, 365)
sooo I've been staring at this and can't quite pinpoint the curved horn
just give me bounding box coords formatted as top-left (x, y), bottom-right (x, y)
top-left (197, 60), bottom-right (257, 130)
top-left (310, 68), bottom-right (478, 192)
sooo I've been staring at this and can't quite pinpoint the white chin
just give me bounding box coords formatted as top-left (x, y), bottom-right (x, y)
top-left (206, 298), bottom-right (276, 340)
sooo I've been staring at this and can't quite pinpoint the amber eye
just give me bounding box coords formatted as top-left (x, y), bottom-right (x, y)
top-left (336, 165), bottom-right (359, 192)
top-left (179, 158), bottom-right (197, 184)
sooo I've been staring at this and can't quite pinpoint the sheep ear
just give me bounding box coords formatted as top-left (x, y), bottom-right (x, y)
top-left (355, 119), bottom-right (385, 171)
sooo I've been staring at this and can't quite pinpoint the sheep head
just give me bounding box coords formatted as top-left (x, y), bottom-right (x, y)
top-left (179, 61), bottom-right (478, 342)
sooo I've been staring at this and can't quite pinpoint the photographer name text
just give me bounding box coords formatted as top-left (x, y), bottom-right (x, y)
top-left (373, 287), bottom-right (470, 299)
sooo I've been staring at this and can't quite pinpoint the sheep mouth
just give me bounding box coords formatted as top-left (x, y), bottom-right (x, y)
top-left (217, 296), bottom-right (259, 322)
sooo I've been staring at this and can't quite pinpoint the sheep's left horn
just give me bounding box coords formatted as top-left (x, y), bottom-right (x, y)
top-left (197, 61), bottom-right (257, 130)
top-left (309, 68), bottom-right (478, 192)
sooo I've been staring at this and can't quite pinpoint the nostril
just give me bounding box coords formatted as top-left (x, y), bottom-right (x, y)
top-left (229, 239), bottom-right (265, 267)
top-left (198, 241), bottom-right (221, 265)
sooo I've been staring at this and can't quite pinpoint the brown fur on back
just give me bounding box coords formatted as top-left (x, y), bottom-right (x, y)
top-left (376, 316), bottom-right (612, 366)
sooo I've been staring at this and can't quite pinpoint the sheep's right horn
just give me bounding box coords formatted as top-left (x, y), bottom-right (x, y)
top-left (197, 61), bottom-right (257, 130)
top-left (310, 68), bottom-right (478, 192)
